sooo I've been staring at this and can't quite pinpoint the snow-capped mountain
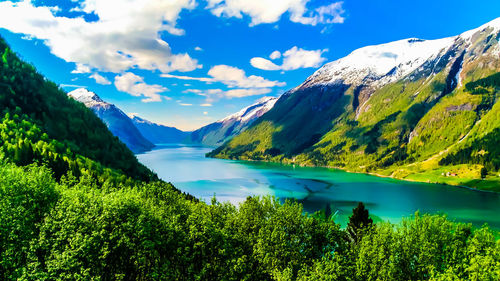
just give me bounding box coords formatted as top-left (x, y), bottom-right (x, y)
top-left (68, 88), bottom-right (154, 153)
top-left (300, 18), bottom-right (500, 91)
top-left (130, 114), bottom-right (188, 144)
top-left (211, 17), bottom-right (500, 185)
top-left (190, 97), bottom-right (278, 146)
top-left (303, 37), bottom-right (455, 88)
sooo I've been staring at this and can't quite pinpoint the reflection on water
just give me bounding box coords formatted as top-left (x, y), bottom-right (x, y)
top-left (137, 144), bottom-right (500, 228)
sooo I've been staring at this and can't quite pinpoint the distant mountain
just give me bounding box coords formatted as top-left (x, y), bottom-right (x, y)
top-left (210, 18), bottom-right (500, 190)
top-left (68, 88), bottom-right (154, 153)
top-left (189, 97), bottom-right (278, 146)
top-left (130, 114), bottom-right (188, 144)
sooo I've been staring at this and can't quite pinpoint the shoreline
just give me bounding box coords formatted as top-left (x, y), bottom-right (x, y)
top-left (209, 155), bottom-right (499, 194)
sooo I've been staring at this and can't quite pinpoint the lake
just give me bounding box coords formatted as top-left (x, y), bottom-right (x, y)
top-left (137, 144), bottom-right (500, 228)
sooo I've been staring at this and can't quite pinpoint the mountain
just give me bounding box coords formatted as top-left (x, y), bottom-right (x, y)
top-left (0, 36), bottom-right (154, 182)
top-left (210, 18), bottom-right (500, 191)
top-left (68, 88), bottom-right (154, 153)
top-left (189, 97), bottom-right (278, 146)
top-left (130, 114), bottom-right (188, 144)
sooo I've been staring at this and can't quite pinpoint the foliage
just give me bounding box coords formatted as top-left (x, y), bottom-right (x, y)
top-left (0, 37), bottom-right (154, 182)
top-left (0, 162), bottom-right (498, 280)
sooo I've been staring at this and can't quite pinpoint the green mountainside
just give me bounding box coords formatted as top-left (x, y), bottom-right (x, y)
top-left (0, 34), bottom-right (498, 280)
top-left (210, 20), bottom-right (500, 191)
top-left (0, 37), bottom-right (154, 183)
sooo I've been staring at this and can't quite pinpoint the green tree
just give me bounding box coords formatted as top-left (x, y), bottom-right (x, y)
top-left (347, 202), bottom-right (373, 243)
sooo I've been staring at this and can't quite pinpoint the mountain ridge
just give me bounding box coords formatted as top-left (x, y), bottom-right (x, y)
top-left (68, 88), bottom-right (155, 153)
top-left (130, 114), bottom-right (189, 144)
top-left (209, 17), bottom-right (500, 191)
top-left (189, 96), bottom-right (278, 146)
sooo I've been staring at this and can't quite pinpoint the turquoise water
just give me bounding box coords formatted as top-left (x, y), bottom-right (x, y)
top-left (137, 144), bottom-right (500, 228)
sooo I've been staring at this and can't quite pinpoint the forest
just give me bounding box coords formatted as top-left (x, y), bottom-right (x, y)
top-left (0, 36), bottom-right (499, 280)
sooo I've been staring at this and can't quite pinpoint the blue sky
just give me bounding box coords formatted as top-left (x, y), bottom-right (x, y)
top-left (0, 0), bottom-right (499, 130)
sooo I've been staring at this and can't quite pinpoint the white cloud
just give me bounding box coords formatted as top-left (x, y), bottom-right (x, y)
top-left (314, 2), bottom-right (345, 24)
top-left (179, 103), bottom-right (193, 106)
top-left (114, 72), bottom-right (167, 102)
top-left (72, 63), bottom-right (92, 74)
top-left (251, 46), bottom-right (327, 71)
top-left (200, 103), bottom-right (212, 107)
top-left (269, 50), bottom-right (281, 60)
top-left (183, 89), bottom-right (203, 94)
top-left (208, 65), bottom-right (285, 88)
top-left (60, 84), bottom-right (87, 88)
top-left (206, 0), bottom-right (345, 26)
top-left (0, 0), bottom-right (201, 74)
top-left (250, 57), bottom-right (281, 71)
top-left (89, 73), bottom-right (111, 85)
top-left (162, 65), bottom-right (285, 88)
top-left (281, 46), bottom-right (328, 70)
top-left (161, 73), bottom-right (215, 83)
top-left (185, 87), bottom-right (271, 99)
top-left (203, 111), bottom-right (208, 115)
top-left (194, 46), bottom-right (203, 51)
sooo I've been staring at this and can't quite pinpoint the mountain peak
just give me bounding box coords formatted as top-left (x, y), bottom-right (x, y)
top-left (221, 96), bottom-right (278, 123)
top-left (129, 114), bottom-right (154, 125)
top-left (68, 88), bottom-right (105, 104)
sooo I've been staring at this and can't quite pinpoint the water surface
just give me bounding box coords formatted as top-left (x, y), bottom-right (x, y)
top-left (138, 144), bottom-right (500, 228)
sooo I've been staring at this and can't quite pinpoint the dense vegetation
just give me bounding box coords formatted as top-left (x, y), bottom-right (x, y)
top-left (209, 30), bottom-right (500, 191)
top-left (1, 163), bottom-right (499, 280)
top-left (0, 36), bottom-right (498, 280)
top-left (0, 164), bottom-right (500, 280)
top-left (0, 37), bottom-right (154, 182)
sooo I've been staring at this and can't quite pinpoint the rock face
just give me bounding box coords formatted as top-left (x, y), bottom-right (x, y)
top-left (68, 88), bottom-right (154, 153)
top-left (189, 97), bottom-right (278, 146)
top-left (130, 115), bottom-right (188, 144)
top-left (210, 18), bottom-right (500, 178)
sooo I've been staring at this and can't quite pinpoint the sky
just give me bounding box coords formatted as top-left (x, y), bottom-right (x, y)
top-left (0, 0), bottom-right (499, 131)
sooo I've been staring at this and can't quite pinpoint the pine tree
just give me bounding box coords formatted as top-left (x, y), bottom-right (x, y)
top-left (347, 202), bottom-right (373, 243)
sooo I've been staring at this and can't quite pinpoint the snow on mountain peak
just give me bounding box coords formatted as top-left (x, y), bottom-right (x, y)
top-left (221, 97), bottom-right (278, 123)
top-left (305, 17), bottom-right (500, 89)
top-left (68, 88), bottom-right (105, 104)
top-left (129, 114), bottom-right (155, 125)
top-left (308, 36), bottom-right (455, 87)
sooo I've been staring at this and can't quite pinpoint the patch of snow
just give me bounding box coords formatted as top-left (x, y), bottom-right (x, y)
top-left (220, 97), bottom-right (278, 124)
top-left (68, 88), bottom-right (102, 102)
top-left (307, 37), bottom-right (455, 87)
top-left (129, 114), bottom-right (155, 125)
top-left (68, 88), bottom-right (107, 106)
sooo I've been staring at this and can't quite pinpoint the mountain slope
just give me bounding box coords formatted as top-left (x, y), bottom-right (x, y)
top-left (210, 18), bottom-right (500, 191)
top-left (130, 114), bottom-right (188, 144)
top-left (68, 88), bottom-right (155, 153)
top-left (0, 36), bottom-right (154, 182)
top-left (190, 97), bottom-right (278, 146)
